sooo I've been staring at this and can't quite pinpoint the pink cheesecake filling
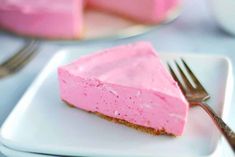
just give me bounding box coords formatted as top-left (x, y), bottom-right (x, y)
top-left (87, 0), bottom-right (180, 23)
top-left (58, 42), bottom-right (188, 136)
top-left (0, 0), bottom-right (84, 39)
top-left (0, 0), bottom-right (180, 38)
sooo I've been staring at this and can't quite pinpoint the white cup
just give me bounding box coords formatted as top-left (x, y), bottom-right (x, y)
top-left (211, 0), bottom-right (235, 35)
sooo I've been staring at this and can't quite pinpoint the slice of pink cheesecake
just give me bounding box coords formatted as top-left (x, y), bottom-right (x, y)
top-left (0, 0), bottom-right (84, 39)
top-left (87, 0), bottom-right (181, 23)
top-left (58, 42), bottom-right (188, 136)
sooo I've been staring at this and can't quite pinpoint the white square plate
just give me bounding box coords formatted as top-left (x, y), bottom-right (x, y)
top-left (0, 47), bottom-right (233, 157)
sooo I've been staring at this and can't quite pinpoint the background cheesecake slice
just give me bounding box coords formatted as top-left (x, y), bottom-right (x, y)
top-left (58, 42), bottom-right (189, 136)
top-left (87, 0), bottom-right (181, 23)
top-left (0, 0), bottom-right (180, 39)
top-left (0, 0), bottom-right (84, 39)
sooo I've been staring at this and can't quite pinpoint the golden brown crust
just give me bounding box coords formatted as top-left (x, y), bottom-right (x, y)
top-left (94, 112), bottom-right (173, 136)
top-left (63, 100), bottom-right (174, 136)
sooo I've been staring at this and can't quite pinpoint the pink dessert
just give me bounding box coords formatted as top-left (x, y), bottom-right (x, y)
top-left (58, 42), bottom-right (188, 136)
top-left (0, 0), bottom-right (84, 39)
top-left (0, 0), bottom-right (180, 39)
top-left (87, 0), bottom-right (181, 23)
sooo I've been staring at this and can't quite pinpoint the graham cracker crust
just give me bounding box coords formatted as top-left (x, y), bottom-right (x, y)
top-left (63, 100), bottom-right (174, 136)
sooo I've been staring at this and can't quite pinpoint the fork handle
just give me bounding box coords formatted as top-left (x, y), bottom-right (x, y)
top-left (192, 102), bottom-right (235, 152)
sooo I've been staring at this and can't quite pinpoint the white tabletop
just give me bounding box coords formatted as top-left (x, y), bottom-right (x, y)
top-left (0, 0), bottom-right (234, 156)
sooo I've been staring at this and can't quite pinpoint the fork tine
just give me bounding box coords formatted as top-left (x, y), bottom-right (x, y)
top-left (1, 40), bottom-right (38, 67)
top-left (181, 58), bottom-right (208, 92)
top-left (167, 63), bottom-right (186, 94)
top-left (7, 41), bottom-right (39, 67)
top-left (7, 42), bottom-right (39, 72)
top-left (174, 61), bottom-right (194, 90)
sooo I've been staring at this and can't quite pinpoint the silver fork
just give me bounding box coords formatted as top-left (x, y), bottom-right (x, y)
top-left (168, 58), bottom-right (235, 152)
top-left (0, 39), bottom-right (40, 79)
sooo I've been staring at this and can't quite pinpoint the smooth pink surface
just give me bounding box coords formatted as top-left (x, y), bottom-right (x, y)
top-left (87, 0), bottom-right (180, 23)
top-left (58, 42), bottom-right (188, 136)
top-left (0, 0), bottom-right (84, 39)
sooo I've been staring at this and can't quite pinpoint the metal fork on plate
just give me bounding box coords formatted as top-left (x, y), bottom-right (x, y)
top-left (168, 59), bottom-right (235, 152)
top-left (0, 39), bottom-right (40, 79)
